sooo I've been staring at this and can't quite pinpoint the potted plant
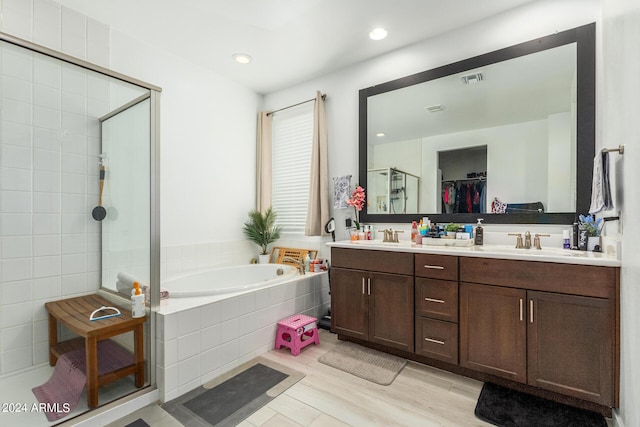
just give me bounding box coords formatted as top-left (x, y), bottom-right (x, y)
top-left (243, 207), bottom-right (283, 263)
top-left (579, 214), bottom-right (603, 251)
top-left (444, 223), bottom-right (460, 238)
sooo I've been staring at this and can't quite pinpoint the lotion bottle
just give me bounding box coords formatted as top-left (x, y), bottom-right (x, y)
top-left (474, 218), bottom-right (484, 246)
top-left (131, 282), bottom-right (145, 318)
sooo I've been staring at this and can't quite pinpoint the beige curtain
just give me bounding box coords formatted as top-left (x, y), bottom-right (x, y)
top-left (256, 111), bottom-right (272, 212)
top-left (305, 91), bottom-right (329, 236)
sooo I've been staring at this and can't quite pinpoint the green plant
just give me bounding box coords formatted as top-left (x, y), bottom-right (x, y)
top-left (445, 223), bottom-right (460, 232)
top-left (579, 214), bottom-right (603, 237)
top-left (243, 207), bottom-right (283, 255)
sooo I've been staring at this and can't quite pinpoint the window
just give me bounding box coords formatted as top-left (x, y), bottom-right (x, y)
top-left (271, 103), bottom-right (314, 234)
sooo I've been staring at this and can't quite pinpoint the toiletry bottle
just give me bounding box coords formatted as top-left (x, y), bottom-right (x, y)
top-left (304, 254), bottom-right (311, 272)
top-left (474, 218), bottom-right (484, 246)
top-left (571, 222), bottom-right (579, 249)
top-left (131, 282), bottom-right (145, 318)
top-left (411, 221), bottom-right (418, 242)
top-left (563, 230), bottom-right (571, 249)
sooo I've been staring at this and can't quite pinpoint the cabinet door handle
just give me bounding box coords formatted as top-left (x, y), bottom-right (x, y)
top-left (519, 298), bottom-right (523, 321)
top-left (425, 297), bottom-right (445, 304)
top-left (425, 337), bottom-right (445, 345)
top-left (424, 265), bottom-right (445, 270)
top-left (530, 299), bottom-right (534, 323)
top-left (367, 278), bottom-right (371, 295)
top-left (362, 277), bottom-right (365, 295)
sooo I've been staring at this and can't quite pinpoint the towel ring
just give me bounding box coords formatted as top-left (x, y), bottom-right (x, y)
top-left (89, 306), bottom-right (121, 321)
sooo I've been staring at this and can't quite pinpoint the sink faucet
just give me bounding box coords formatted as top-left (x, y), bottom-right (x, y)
top-left (508, 233), bottom-right (524, 249)
top-left (533, 233), bottom-right (551, 250)
top-left (282, 256), bottom-right (305, 274)
top-left (383, 228), bottom-right (394, 243)
top-left (524, 231), bottom-right (532, 249)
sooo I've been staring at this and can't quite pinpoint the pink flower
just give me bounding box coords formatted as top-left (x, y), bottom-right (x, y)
top-left (347, 185), bottom-right (366, 229)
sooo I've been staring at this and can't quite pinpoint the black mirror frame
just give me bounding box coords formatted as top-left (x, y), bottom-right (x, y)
top-left (359, 23), bottom-right (595, 225)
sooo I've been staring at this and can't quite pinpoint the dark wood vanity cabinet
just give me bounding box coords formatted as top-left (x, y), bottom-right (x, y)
top-left (459, 257), bottom-right (618, 407)
top-left (331, 247), bottom-right (619, 409)
top-left (330, 248), bottom-right (414, 352)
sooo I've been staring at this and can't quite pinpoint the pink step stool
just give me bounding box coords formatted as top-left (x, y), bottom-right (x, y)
top-left (275, 314), bottom-right (320, 356)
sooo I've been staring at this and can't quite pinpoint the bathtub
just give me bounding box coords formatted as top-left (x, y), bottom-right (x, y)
top-left (164, 263), bottom-right (299, 297)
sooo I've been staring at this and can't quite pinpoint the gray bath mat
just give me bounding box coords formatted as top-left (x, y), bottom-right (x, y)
top-left (162, 357), bottom-right (304, 427)
top-left (318, 341), bottom-right (407, 385)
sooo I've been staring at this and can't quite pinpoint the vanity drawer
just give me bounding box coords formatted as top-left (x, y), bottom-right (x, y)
top-left (415, 254), bottom-right (458, 280)
top-left (415, 278), bottom-right (458, 322)
top-left (415, 317), bottom-right (458, 364)
top-left (331, 247), bottom-right (413, 275)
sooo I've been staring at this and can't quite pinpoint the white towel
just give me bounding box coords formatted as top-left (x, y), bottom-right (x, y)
top-left (117, 272), bottom-right (138, 287)
top-left (116, 280), bottom-right (132, 295)
top-left (333, 175), bottom-right (352, 209)
top-left (589, 149), bottom-right (613, 214)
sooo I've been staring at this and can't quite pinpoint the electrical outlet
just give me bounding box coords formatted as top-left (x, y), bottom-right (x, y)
top-left (345, 218), bottom-right (352, 227)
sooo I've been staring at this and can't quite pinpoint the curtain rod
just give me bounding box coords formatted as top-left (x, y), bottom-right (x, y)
top-left (267, 93), bottom-right (326, 116)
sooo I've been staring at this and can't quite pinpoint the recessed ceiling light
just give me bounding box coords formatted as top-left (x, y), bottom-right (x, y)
top-left (369, 28), bottom-right (388, 41)
top-left (425, 104), bottom-right (445, 113)
top-left (376, 132), bottom-right (385, 137)
top-left (232, 53), bottom-right (252, 64)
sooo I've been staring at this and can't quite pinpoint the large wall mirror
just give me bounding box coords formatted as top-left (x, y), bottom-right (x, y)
top-left (359, 23), bottom-right (595, 224)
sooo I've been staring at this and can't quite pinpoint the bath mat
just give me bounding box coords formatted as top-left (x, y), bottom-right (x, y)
top-left (162, 357), bottom-right (304, 427)
top-left (32, 339), bottom-right (134, 421)
top-left (124, 419), bottom-right (151, 427)
top-left (318, 341), bottom-right (407, 385)
top-left (475, 382), bottom-right (607, 427)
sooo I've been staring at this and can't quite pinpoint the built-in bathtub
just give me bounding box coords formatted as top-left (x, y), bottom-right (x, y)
top-left (164, 264), bottom-right (299, 297)
top-left (155, 263), bottom-right (330, 402)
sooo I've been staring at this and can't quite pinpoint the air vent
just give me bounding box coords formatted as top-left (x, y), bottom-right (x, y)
top-left (425, 104), bottom-right (445, 113)
top-left (461, 72), bottom-right (484, 84)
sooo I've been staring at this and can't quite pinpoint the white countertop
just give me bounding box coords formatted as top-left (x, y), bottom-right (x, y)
top-left (327, 240), bottom-right (621, 267)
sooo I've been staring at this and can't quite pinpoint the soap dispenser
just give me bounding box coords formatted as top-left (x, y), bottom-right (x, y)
top-left (474, 218), bottom-right (484, 246)
top-left (131, 282), bottom-right (145, 318)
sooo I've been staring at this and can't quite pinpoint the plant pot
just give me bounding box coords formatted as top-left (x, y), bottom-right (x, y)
top-left (258, 254), bottom-right (270, 264)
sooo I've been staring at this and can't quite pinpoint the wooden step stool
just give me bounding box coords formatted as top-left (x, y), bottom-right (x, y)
top-left (275, 314), bottom-right (319, 356)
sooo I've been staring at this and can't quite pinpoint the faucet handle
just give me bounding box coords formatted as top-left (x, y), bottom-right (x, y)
top-left (533, 233), bottom-right (551, 250)
top-left (393, 230), bottom-right (404, 243)
top-left (508, 233), bottom-right (524, 249)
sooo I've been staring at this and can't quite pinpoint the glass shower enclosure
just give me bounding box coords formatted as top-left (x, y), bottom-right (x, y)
top-left (0, 32), bottom-right (160, 425)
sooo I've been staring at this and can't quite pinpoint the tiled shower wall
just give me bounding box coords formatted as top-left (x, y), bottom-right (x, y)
top-left (0, 0), bottom-right (110, 375)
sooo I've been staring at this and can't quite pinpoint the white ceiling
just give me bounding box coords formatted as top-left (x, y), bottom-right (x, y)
top-left (53, 0), bottom-right (535, 94)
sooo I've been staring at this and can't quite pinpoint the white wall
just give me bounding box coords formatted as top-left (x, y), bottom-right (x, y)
top-left (263, 0), bottom-right (601, 241)
top-left (602, 1), bottom-right (640, 426)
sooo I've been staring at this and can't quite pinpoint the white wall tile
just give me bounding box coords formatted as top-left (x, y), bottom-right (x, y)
top-left (1, 0), bottom-right (33, 41)
top-left (177, 356), bottom-right (200, 387)
top-left (1, 213), bottom-right (32, 236)
top-left (61, 173), bottom-right (86, 194)
top-left (87, 18), bottom-right (109, 67)
top-left (161, 313), bottom-right (178, 341)
top-left (2, 145), bottom-right (32, 169)
top-left (61, 214), bottom-right (86, 234)
top-left (34, 84), bottom-right (61, 109)
top-left (33, 192), bottom-right (61, 214)
top-left (33, 214), bottom-right (60, 235)
top-left (200, 324), bottom-right (220, 351)
top-left (2, 122), bottom-right (32, 148)
top-left (61, 253), bottom-right (86, 275)
top-left (61, 153), bottom-right (87, 174)
top-left (32, 255), bottom-right (60, 278)
top-left (2, 75), bottom-right (32, 103)
top-left (1, 301), bottom-right (32, 328)
top-left (33, 170), bottom-right (61, 192)
top-left (61, 63), bottom-right (86, 97)
top-left (2, 279), bottom-right (32, 304)
top-left (33, 235), bottom-right (60, 257)
top-left (62, 234), bottom-right (86, 254)
top-left (1, 345), bottom-right (33, 373)
top-left (61, 272), bottom-right (87, 295)
top-left (61, 193), bottom-right (87, 214)
top-left (33, 341), bottom-right (49, 365)
top-left (33, 105), bottom-right (61, 130)
top-left (1, 191), bottom-right (32, 213)
top-left (34, 55), bottom-right (61, 89)
top-left (2, 236), bottom-right (32, 258)
top-left (177, 331), bottom-right (200, 361)
top-left (1, 323), bottom-right (32, 348)
top-left (178, 308), bottom-right (201, 336)
top-left (200, 301), bottom-right (221, 328)
top-left (60, 7), bottom-right (86, 60)
top-left (33, 149), bottom-right (61, 172)
top-left (33, 0), bottom-right (61, 51)
top-left (33, 128), bottom-right (61, 151)
top-left (32, 276), bottom-right (61, 300)
top-left (200, 347), bottom-right (220, 376)
top-left (1, 99), bottom-right (32, 126)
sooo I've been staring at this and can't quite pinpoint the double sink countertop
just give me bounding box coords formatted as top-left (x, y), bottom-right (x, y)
top-left (327, 239), bottom-right (621, 267)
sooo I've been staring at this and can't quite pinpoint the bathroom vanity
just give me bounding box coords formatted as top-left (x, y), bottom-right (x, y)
top-left (329, 241), bottom-right (620, 414)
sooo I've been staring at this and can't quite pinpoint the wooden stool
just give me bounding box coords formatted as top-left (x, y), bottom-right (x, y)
top-left (275, 314), bottom-right (319, 356)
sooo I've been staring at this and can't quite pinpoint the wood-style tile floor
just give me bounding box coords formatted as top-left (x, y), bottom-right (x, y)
top-left (110, 329), bottom-right (497, 426)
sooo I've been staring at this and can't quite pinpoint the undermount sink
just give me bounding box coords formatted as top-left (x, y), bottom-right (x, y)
top-left (474, 246), bottom-right (588, 258)
top-left (351, 240), bottom-right (413, 247)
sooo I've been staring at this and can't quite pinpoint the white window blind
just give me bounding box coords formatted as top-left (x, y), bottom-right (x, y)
top-left (271, 103), bottom-right (314, 235)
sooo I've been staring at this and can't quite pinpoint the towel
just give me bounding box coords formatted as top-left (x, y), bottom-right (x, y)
top-left (117, 272), bottom-right (138, 287)
top-left (589, 149), bottom-right (613, 214)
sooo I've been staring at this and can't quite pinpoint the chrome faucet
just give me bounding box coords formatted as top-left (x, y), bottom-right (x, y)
top-left (282, 256), bottom-right (305, 274)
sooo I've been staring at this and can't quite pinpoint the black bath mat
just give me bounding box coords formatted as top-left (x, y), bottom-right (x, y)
top-left (124, 419), bottom-right (150, 427)
top-left (162, 358), bottom-right (303, 427)
top-left (475, 382), bottom-right (607, 427)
